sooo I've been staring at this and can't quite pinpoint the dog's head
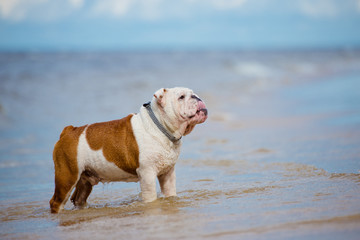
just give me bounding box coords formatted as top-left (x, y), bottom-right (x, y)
top-left (152, 87), bottom-right (208, 136)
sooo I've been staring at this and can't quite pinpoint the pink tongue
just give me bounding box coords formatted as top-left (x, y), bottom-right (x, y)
top-left (198, 101), bottom-right (206, 110)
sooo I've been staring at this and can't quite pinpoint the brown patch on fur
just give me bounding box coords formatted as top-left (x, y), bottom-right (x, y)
top-left (50, 125), bottom-right (86, 213)
top-left (85, 114), bottom-right (139, 175)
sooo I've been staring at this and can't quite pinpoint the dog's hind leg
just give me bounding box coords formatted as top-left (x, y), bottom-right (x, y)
top-left (49, 162), bottom-right (79, 213)
top-left (71, 170), bottom-right (99, 208)
top-left (50, 125), bottom-right (87, 213)
top-left (49, 139), bottom-right (81, 213)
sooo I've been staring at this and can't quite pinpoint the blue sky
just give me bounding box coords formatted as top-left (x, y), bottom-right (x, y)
top-left (1, 0), bottom-right (360, 51)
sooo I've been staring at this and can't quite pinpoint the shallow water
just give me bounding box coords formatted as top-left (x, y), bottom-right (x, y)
top-left (1, 50), bottom-right (360, 239)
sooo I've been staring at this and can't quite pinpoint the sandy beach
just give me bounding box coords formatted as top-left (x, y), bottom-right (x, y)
top-left (1, 50), bottom-right (360, 239)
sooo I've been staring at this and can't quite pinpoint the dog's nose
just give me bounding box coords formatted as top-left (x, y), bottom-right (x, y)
top-left (200, 108), bottom-right (208, 116)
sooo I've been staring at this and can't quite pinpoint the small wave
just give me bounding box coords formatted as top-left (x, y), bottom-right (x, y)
top-left (330, 173), bottom-right (360, 183)
top-left (193, 178), bottom-right (214, 182)
top-left (232, 61), bottom-right (274, 78)
top-left (0, 160), bottom-right (25, 168)
top-left (180, 158), bottom-right (329, 178)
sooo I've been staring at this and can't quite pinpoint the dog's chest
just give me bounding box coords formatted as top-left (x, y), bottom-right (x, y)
top-left (131, 113), bottom-right (182, 175)
top-left (153, 148), bottom-right (180, 175)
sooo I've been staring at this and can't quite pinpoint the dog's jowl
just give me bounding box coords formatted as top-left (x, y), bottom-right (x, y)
top-left (50, 87), bottom-right (208, 213)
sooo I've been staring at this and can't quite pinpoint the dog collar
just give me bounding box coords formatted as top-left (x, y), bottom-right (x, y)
top-left (143, 102), bottom-right (181, 143)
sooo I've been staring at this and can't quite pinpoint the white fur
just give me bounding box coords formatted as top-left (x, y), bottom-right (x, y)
top-left (129, 87), bottom-right (207, 202)
top-left (131, 107), bottom-right (181, 202)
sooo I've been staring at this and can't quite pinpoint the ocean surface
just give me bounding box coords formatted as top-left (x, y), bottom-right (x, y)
top-left (0, 50), bottom-right (360, 239)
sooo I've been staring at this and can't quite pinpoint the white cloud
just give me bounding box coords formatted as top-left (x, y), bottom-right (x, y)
top-left (68, 0), bottom-right (84, 9)
top-left (92, 0), bottom-right (133, 18)
top-left (91, 0), bottom-right (166, 20)
top-left (0, 0), bottom-right (359, 22)
top-left (139, 0), bottom-right (163, 20)
top-left (0, 0), bottom-right (84, 21)
top-left (0, 0), bottom-right (46, 21)
top-left (0, 0), bottom-right (250, 22)
top-left (210, 0), bottom-right (248, 10)
top-left (298, 0), bottom-right (360, 17)
top-left (298, 0), bottom-right (339, 17)
top-left (0, 0), bottom-right (18, 18)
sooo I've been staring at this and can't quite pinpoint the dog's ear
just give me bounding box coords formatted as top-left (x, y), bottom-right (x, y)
top-left (153, 88), bottom-right (167, 107)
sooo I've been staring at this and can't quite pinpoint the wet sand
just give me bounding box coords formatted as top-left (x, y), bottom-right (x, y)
top-left (1, 50), bottom-right (360, 239)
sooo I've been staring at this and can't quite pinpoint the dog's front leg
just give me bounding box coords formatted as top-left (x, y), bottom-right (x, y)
top-left (158, 166), bottom-right (176, 198)
top-left (137, 168), bottom-right (157, 202)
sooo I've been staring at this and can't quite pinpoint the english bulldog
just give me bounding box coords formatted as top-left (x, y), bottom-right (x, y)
top-left (49, 87), bottom-right (208, 213)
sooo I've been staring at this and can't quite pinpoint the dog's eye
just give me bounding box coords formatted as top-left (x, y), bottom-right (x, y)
top-left (179, 95), bottom-right (185, 100)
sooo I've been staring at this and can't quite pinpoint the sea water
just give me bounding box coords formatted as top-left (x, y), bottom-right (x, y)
top-left (0, 50), bottom-right (360, 239)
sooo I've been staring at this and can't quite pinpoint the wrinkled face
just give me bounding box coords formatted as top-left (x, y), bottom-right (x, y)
top-left (153, 87), bottom-right (208, 135)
